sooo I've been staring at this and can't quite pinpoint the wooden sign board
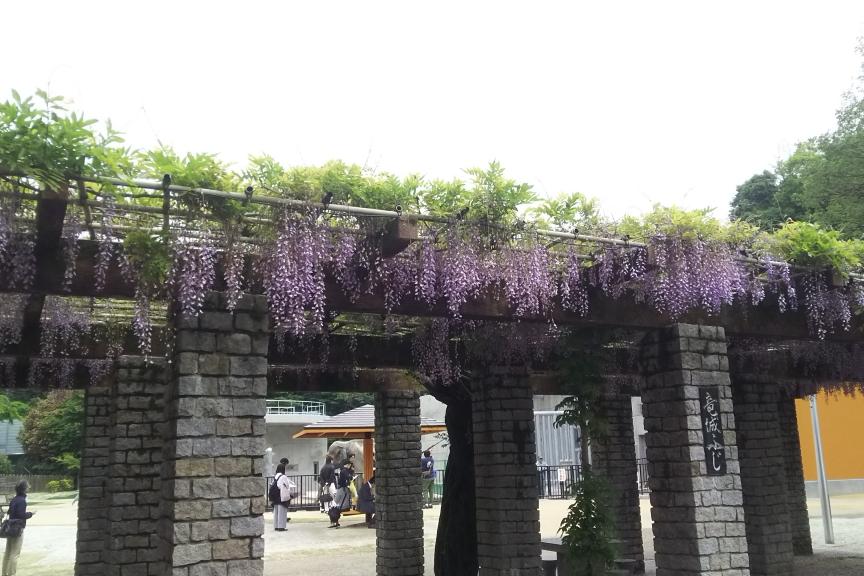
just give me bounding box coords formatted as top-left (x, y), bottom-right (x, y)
top-left (700, 387), bottom-right (727, 476)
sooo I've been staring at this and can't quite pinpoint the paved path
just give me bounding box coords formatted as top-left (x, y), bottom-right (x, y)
top-left (8, 493), bottom-right (864, 575)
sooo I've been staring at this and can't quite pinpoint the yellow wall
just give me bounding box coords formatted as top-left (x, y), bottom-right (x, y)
top-left (796, 392), bottom-right (864, 481)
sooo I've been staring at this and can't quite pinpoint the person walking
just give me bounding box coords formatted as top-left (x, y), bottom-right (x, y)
top-left (2, 480), bottom-right (34, 576)
top-left (421, 450), bottom-right (435, 509)
top-left (272, 463), bottom-right (292, 531)
top-left (318, 456), bottom-right (337, 513)
top-left (357, 475), bottom-right (375, 527)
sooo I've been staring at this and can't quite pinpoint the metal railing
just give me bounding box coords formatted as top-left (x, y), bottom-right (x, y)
top-left (538, 461), bottom-right (650, 499)
top-left (538, 465), bottom-right (583, 499)
top-left (637, 458), bottom-right (649, 494)
top-left (266, 473), bottom-right (365, 511)
top-left (265, 399), bottom-right (326, 416)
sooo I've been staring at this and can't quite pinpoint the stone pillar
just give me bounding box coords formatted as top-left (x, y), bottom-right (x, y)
top-left (641, 325), bottom-right (750, 576)
top-left (777, 394), bottom-right (812, 556)
top-left (75, 382), bottom-right (112, 576)
top-left (472, 369), bottom-right (541, 576)
top-left (107, 357), bottom-right (169, 575)
top-left (593, 391), bottom-right (644, 571)
top-left (374, 390), bottom-right (424, 576)
top-left (161, 293), bottom-right (270, 576)
top-left (731, 378), bottom-right (792, 576)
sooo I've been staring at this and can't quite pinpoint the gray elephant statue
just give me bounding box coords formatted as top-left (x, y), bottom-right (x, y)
top-left (327, 439), bottom-right (365, 471)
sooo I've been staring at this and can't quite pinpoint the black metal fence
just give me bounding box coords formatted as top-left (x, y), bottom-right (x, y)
top-left (538, 461), bottom-right (650, 499)
top-left (267, 461), bottom-right (649, 509)
top-left (265, 473), bottom-right (364, 511)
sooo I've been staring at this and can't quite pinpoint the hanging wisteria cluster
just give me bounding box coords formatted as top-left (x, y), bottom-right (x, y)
top-left (171, 240), bottom-right (217, 318)
top-left (40, 297), bottom-right (90, 359)
top-left (62, 205), bottom-right (82, 291)
top-left (229, 214), bottom-right (861, 344)
top-left (2, 198), bottom-right (864, 393)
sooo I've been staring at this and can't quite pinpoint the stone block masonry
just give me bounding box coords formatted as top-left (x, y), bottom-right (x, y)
top-left (374, 390), bottom-right (424, 576)
top-left (472, 369), bottom-right (542, 576)
top-left (593, 391), bottom-right (644, 572)
top-left (162, 293), bottom-right (270, 576)
top-left (731, 378), bottom-right (792, 576)
top-left (641, 324), bottom-right (750, 576)
top-left (75, 357), bottom-right (169, 576)
top-left (76, 381), bottom-right (112, 576)
top-left (777, 393), bottom-right (812, 556)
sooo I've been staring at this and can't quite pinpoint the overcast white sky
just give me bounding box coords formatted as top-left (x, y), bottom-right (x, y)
top-left (3, 1), bottom-right (864, 219)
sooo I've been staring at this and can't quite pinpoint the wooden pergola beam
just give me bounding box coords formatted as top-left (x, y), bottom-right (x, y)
top-left (19, 188), bottom-right (69, 353)
top-left (3, 238), bottom-right (864, 342)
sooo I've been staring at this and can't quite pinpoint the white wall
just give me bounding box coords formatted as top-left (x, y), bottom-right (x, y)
top-left (264, 423), bottom-right (327, 476)
top-left (420, 395), bottom-right (449, 469)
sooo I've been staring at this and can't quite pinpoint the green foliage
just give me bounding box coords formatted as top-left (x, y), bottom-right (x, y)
top-left (464, 161), bottom-right (535, 224)
top-left (730, 171), bottom-right (785, 229)
top-left (553, 339), bottom-right (607, 447)
top-left (618, 205), bottom-right (760, 247)
top-left (247, 157), bottom-right (419, 212)
top-left (0, 454), bottom-right (13, 475)
top-left (45, 478), bottom-right (74, 493)
top-left (559, 470), bottom-right (617, 574)
top-left (0, 393), bottom-right (29, 423)
top-left (19, 390), bottom-right (85, 463)
top-left (769, 221), bottom-right (864, 278)
top-left (53, 452), bottom-right (81, 474)
top-left (140, 147), bottom-right (245, 221)
top-left (732, 43), bottom-right (864, 239)
top-left (530, 192), bottom-right (603, 232)
top-left (123, 229), bottom-right (171, 287)
top-left (418, 178), bottom-right (470, 216)
top-left (553, 333), bottom-right (618, 573)
top-left (0, 90), bottom-right (131, 186)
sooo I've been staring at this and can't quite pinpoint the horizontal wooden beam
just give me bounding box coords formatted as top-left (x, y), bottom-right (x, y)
top-left (2, 239), bottom-right (864, 342)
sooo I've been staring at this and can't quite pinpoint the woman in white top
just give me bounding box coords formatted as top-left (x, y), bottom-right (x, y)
top-left (273, 463), bottom-right (292, 530)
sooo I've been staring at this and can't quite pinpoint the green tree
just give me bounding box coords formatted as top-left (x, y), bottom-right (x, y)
top-left (730, 171), bottom-right (784, 229)
top-left (0, 455), bottom-right (13, 475)
top-left (0, 393), bottom-right (29, 423)
top-left (19, 390), bottom-right (85, 462)
top-left (731, 42), bottom-right (864, 238)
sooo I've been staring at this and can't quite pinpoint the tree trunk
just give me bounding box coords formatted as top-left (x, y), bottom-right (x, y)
top-left (434, 396), bottom-right (478, 576)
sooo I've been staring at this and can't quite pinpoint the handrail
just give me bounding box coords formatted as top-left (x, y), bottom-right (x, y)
top-left (266, 399), bottom-right (326, 416)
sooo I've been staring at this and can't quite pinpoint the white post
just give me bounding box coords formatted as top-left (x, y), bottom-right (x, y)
top-left (809, 394), bottom-right (834, 544)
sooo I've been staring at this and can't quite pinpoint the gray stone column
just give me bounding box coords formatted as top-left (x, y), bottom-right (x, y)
top-left (777, 394), bottom-right (812, 556)
top-left (161, 293), bottom-right (270, 576)
top-left (594, 391), bottom-right (644, 571)
top-left (731, 378), bottom-right (792, 576)
top-left (107, 357), bottom-right (169, 575)
top-left (374, 390), bottom-right (424, 576)
top-left (641, 324), bottom-right (750, 576)
top-left (75, 381), bottom-right (112, 576)
top-left (472, 369), bottom-right (541, 576)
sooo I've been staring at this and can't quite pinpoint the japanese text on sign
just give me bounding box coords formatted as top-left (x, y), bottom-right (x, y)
top-left (700, 387), bottom-right (727, 476)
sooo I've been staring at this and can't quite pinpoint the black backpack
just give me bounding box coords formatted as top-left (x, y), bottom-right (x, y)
top-left (269, 475), bottom-right (282, 505)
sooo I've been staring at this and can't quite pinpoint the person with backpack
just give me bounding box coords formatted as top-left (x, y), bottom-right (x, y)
top-left (270, 463), bottom-right (293, 531)
top-left (420, 450), bottom-right (435, 509)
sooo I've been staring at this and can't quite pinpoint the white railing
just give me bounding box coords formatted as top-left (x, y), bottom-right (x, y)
top-left (266, 399), bottom-right (326, 416)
